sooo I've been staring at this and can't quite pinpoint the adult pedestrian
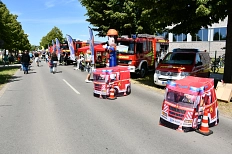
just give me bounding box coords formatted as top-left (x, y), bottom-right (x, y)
top-left (21, 50), bottom-right (30, 74)
top-left (74, 53), bottom-right (84, 70)
top-left (85, 50), bottom-right (94, 83)
top-left (45, 52), bottom-right (49, 63)
top-left (3, 54), bottom-right (8, 66)
top-left (8, 54), bottom-right (14, 64)
top-left (51, 52), bottom-right (58, 74)
top-left (64, 52), bottom-right (69, 65)
top-left (34, 51), bottom-right (40, 67)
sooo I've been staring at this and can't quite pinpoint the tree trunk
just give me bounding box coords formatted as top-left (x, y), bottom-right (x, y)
top-left (223, 8), bottom-right (232, 83)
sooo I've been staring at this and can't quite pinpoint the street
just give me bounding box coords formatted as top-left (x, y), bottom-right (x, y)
top-left (0, 61), bottom-right (232, 154)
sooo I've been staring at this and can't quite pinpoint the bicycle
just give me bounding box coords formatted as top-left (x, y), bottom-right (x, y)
top-left (211, 61), bottom-right (219, 73)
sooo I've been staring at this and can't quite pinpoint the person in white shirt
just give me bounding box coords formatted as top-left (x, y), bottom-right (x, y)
top-left (74, 53), bottom-right (84, 70)
top-left (85, 50), bottom-right (93, 83)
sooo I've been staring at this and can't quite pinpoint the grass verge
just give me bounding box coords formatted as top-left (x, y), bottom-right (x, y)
top-left (0, 66), bottom-right (19, 90)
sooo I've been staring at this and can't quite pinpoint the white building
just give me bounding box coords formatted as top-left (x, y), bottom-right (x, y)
top-left (162, 17), bottom-right (227, 58)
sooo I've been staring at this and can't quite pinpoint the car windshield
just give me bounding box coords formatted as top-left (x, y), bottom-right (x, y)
top-left (165, 90), bottom-right (197, 108)
top-left (117, 41), bottom-right (135, 54)
top-left (161, 52), bottom-right (195, 65)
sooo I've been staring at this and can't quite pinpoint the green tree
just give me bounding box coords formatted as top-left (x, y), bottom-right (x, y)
top-left (135, 0), bottom-right (232, 83)
top-left (0, 1), bottom-right (30, 53)
top-left (40, 26), bottom-right (64, 49)
top-left (79, 0), bottom-right (161, 37)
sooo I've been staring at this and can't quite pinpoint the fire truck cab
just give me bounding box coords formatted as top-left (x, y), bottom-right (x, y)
top-left (159, 76), bottom-right (219, 132)
top-left (116, 34), bottom-right (169, 78)
top-left (93, 66), bottom-right (131, 99)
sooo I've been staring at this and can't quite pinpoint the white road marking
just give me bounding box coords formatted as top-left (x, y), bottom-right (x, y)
top-left (63, 79), bottom-right (80, 94)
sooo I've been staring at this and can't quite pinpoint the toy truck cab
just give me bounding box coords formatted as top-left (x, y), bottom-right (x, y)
top-left (93, 66), bottom-right (131, 99)
top-left (159, 76), bottom-right (219, 132)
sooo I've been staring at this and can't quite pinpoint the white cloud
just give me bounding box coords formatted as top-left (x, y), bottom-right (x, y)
top-left (19, 18), bottom-right (87, 25)
top-left (45, 0), bottom-right (55, 8)
top-left (44, 0), bottom-right (81, 9)
top-left (65, 0), bottom-right (76, 4)
top-left (11, 11), bottom-right (22, 16)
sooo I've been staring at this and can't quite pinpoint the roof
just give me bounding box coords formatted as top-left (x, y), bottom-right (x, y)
top-left (167, 76), bottom-right (214, 95)
top-left (78, 44), bottom-right (105, 53)
top-left (93, 66), bottom-right (130, 74)
top-left (173, 48), bottom-right (199, 52)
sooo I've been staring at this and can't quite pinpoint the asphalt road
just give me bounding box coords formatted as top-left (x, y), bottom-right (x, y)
top-left (0, 61), bottom-right (232, 154)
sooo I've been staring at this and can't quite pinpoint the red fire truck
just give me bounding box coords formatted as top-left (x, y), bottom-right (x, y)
top-left (93, 66), bottom-right (131, 99)
top-left (159, 76), bottom-right (219, 132)
top-left (116, 34), bottom-right (169, 77)
top-left (60, 40), bottom-right (89, 64)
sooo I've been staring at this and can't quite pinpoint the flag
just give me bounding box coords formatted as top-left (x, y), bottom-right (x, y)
top-left (52, 40), bottom-right (55, 52)
top-left (88, 26), bottom-right (94, 64)
top-left (55, 38), bottom-right (61, 60)
top-left (66, 34), bottom-right (75, 61)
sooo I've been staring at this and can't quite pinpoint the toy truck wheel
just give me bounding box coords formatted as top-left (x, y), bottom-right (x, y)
top-left (114, 88), bottom-right (118, 97)
top-left (212, 110), bottom-right (219, 126)
top-left (140, 63), bottom-right (147, 78)
top-left (159, 117), bottom-right (165, 125)
top-left (126, 86), bottom-right (131, 95)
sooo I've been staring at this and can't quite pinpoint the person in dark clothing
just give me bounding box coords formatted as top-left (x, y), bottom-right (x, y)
top-left (64, 52), bottom-right (69, 65)
top-left (51, 52), bottom-right (58, 74)
top-left (21, 50), bottom-right (30, 74)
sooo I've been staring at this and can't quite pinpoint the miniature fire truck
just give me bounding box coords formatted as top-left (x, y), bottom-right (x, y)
top-left (159, 76), bottom-right (219, 132)
top-left (93, 66), bottom-right (131, 99)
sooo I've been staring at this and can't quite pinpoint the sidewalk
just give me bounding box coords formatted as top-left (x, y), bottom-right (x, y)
top-left (0, 64), bottom-right (21, 68)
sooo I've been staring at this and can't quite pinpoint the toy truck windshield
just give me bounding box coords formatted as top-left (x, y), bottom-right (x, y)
top-left (166, 90), bottom-right (197, 108)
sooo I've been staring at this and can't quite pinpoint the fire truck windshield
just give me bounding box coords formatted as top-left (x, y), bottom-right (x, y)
top-left (161, 52), bottom-right (195, 65)
top-left (117, 41), bottom-right (134, 54)
top-left (61, 43), bottom-right (69, 50)
top-left (166, 90), bottom-right (196, 108)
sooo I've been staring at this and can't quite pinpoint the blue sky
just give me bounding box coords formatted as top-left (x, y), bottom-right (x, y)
top-left (2, 0), bottom-right (106, 46)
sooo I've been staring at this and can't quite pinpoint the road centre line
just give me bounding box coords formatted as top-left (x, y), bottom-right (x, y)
top-left (63, 79), bottom-right (80, 94)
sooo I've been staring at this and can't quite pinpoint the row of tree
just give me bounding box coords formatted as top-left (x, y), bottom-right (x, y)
top-left (79, 0), bottom-right (232, 83)
top-left (0, 1), bottom-right (31, 54)
top-left (39, 26), bottom-right (64, 50)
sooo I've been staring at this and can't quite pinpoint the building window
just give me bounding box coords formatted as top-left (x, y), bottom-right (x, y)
top-left (173, 34), bottom-right (187, 42)
top-left (213, 27), bottom-right (227, 41)
top-left (202, 29), bottom-right (208, 41)
top-left (157, 32), bottom-right (168, 39)
top-left (192, 29), bottom-right (208, 41)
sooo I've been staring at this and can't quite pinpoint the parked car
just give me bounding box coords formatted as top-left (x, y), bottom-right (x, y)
top-left (154, 48), bottom-right (211, 86)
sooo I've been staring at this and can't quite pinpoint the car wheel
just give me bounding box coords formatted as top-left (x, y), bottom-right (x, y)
top-left (140, 63), bottom-right (147, 78)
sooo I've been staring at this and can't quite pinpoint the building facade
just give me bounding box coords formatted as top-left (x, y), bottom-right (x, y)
top-left (163, 17), bottom-right (227, 58)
